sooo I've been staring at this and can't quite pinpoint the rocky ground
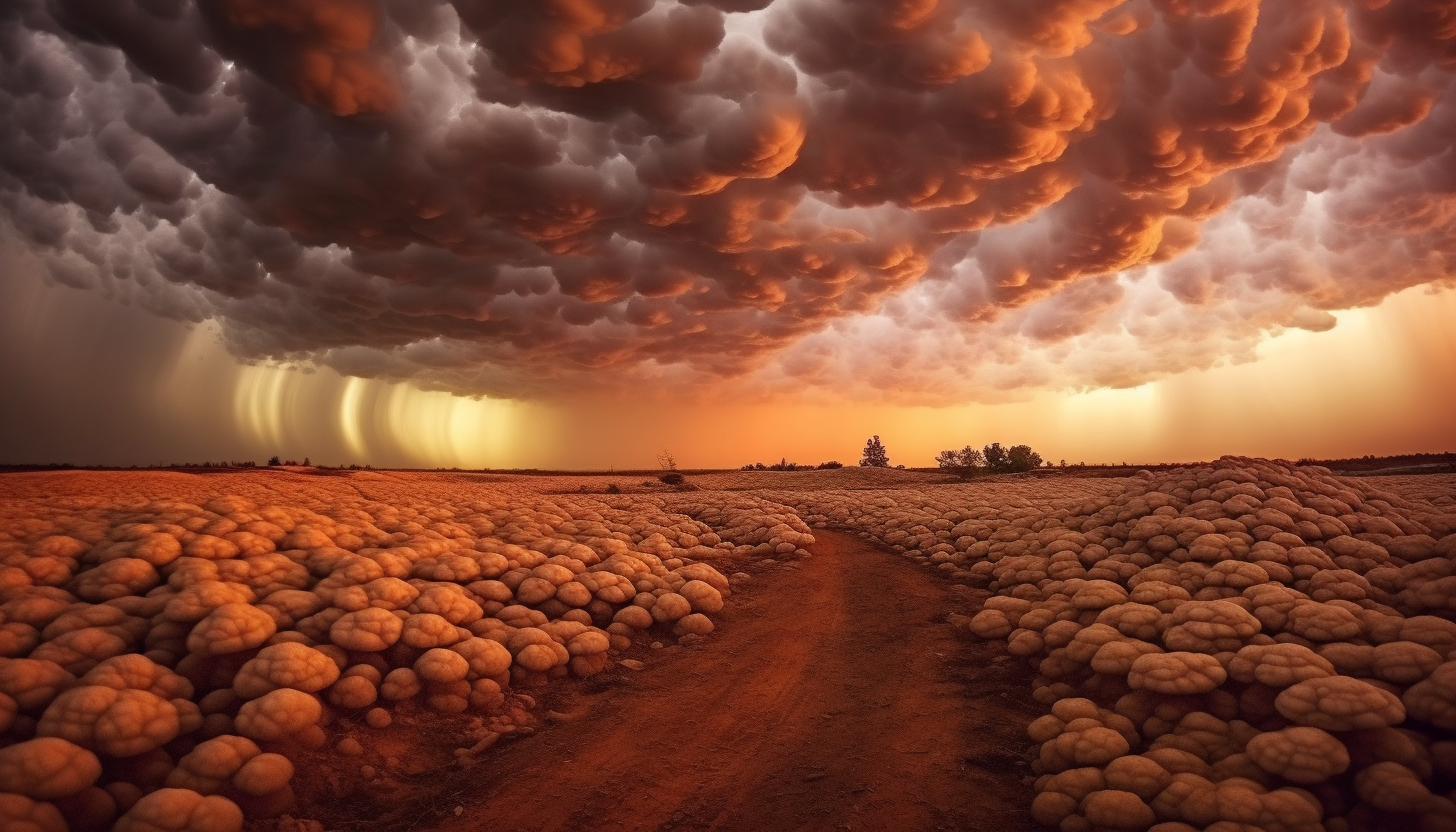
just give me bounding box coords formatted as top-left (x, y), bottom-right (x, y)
top-left (0, 459), bottom-right (1453, 832)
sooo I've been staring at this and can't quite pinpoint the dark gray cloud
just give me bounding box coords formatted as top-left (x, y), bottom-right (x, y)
top-left (2, 0), bottom-right (1455, 401)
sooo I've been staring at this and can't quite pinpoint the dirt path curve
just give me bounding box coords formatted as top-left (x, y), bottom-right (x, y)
top-left (430, 530), bottom-right (1043, 832)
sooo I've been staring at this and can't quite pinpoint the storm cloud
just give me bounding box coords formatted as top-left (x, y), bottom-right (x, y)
top-left (2, 0), bottom-right (1455, 401)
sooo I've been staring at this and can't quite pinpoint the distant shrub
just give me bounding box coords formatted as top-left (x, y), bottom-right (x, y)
top-left (817, 461), bottom-right (843, 469)
top-left (659, 472), bottom-right (685, 485)
top-left (267, 456), bottom-right (281, 466)
top-left (606, 483), bottom-right (621, 494)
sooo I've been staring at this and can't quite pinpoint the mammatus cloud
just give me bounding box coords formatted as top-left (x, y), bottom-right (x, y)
top-left (2, 0), bottom-right (1454, 401)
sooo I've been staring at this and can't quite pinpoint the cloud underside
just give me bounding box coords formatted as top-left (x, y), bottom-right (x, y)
top-left (2, 0), bottom-right (1455, 401)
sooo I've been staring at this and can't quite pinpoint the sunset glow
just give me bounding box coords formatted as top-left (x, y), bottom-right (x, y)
top-left (5, 6), bottom-right (1456, 828)
top-left (5, 247), bottom-right (1448, 469)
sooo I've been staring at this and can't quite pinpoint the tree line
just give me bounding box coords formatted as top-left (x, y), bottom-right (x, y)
top-left (934, 442), bottom-right (1043, 475)
top-left (855, 436), bottom-right (1044, 475)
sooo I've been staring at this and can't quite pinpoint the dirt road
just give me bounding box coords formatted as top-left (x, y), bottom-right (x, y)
top-left (357, 529), bottom-right (1038, 832)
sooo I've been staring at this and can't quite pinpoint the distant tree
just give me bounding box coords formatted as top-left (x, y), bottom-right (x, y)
top-left (936, 445), bottom-right (985, 478)
top-left (973, 442), bottom-right (1044, 473)
top-left (983, 442), bottom-right (1007, 472)
top-left (860, 436), bottom-right (889, 468)
top-left (302, 456), bottom-right (311, 467)
top-left (817, 461), bottom-right (843, 469)
top-left (267, 456), bottom-right (281, 467)
top-left (1005, 445), bottom-right (1043, 472)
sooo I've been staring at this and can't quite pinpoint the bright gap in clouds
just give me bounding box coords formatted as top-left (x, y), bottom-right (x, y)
top-left (3, 236), bottom-right (1450, 470)
top-left (139, 283), bottom-right (1455, 471)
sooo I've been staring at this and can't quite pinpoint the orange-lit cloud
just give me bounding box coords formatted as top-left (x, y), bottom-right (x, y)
top-left (2, 241), bottom-right (1450, 469)
top-left (2, 0), bottom-right (1455, 404)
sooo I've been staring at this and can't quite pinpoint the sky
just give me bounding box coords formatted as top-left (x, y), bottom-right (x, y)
top-left (2, 0), bottom-right (1454, 470)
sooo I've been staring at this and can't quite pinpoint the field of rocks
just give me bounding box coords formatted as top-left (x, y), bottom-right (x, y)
top-left (1, 458), bottom-right (1453, 832)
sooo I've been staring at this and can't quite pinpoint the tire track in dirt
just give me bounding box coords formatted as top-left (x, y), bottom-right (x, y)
top-left (429, 529), bottom-right (1044, 832)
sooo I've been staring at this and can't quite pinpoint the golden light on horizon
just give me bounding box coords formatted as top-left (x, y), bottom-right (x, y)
top-left (219, 354), bottom-right (534, 469)
top-left (379, 382), bottom-right (527, 469)
top-left (522, 282), bottom-right (1456, 471)
top-left (147, 283), bottom-right (1454, 472)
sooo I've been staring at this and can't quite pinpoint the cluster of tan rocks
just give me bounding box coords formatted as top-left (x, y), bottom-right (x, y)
top-left (775, 457), bottom-right (1456, 832)
top-left (4, 460), bottom-right (1453, 832)
top-left (0, 474), bottom-right (814, 832)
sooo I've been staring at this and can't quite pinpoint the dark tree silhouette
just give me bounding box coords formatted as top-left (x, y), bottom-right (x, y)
top-left (1005, 445), bottom-right (1043, 472)
top-left (975, 442), bottom-right (1044, 473)
top-left (935, 445), bottom-right (985, 477)
top-left (983, 442), bottom-right (1007, 471)
top-left (860, 436), bottom-right (890, 467)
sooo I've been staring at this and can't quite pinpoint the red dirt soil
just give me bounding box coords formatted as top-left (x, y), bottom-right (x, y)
top-left (285, 530), bottom-right (1045, 832)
